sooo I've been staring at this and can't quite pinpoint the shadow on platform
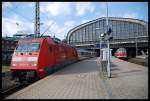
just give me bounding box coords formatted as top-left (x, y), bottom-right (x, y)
top-left (118, 69), bottom-right (142, 74)
top-left (54, 58), bottom-right (99, 75)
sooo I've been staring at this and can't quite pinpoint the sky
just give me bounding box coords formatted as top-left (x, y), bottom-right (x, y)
top-left (2, 2), bottom-right (148, 40)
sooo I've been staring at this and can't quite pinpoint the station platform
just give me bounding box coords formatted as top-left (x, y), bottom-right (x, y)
top-left (6, 57), bottom-right (148, 99)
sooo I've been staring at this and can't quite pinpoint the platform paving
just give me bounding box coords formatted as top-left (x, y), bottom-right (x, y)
top-left (6, 57), bottom-right (148, 99)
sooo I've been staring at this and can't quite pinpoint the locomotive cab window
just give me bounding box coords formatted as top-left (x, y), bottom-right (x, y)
top-left (30, 43), bottom-right (40, 51)
top-left (16, 42), bottom-right (40, 52)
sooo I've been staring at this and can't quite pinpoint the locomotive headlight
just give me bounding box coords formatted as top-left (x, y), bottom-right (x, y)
top-left (32, 63), bottom-right (37, 66)
top-left (12, 63), bottom-right (17, 66)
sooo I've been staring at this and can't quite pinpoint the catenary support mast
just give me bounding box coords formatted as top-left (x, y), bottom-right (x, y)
top-left (34, 2), bottom-right (40, 37)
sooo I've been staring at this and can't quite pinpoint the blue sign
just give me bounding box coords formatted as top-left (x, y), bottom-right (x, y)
top-left (95, 43), bottom-right (107, 48)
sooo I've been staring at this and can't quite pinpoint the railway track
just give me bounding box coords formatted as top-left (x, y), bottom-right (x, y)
top-left (2, 83), bottom-right (29, 99)
top-left (120, 57), bottom-right (148, 67)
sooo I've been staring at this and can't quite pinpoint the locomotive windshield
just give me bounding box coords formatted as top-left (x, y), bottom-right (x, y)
top-left (16, 42), bottom-right (40, 52)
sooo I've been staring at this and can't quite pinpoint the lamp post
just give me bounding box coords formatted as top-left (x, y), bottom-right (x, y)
top-left (99, 37), bottom-right (101, 57)
top-left (96, 28), bottom-right (104, 75)
top-left (135, 36), bottom-right (138, 57)
top-left (95, 28), bottom-right (103, 58)
top-left (134, 32), bottom-right (138, 57)
top-left (135, 33), bottom-right (138, 57)
top-left (95, 2), bottom-right (112, 78)
top-left (106, 2), bottom-right (111, 78)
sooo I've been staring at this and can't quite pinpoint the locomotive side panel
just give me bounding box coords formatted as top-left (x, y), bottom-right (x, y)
top-left (54, 45), bottom-right (61, 64)
top-left (70, 48), bottom-right (78, 60)
top-left (37, 39), bottom-right (49, 78)
top-left (73, 48), bottom-right (78, 60)
top-left (65, 46), bottom-right (70, 61)
top-left (37, 38), bottom-right (56, 78)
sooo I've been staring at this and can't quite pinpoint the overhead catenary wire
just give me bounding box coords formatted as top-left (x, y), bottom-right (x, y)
top-left (41, 22), bottom-right (55, 36)
top-left (3, 2), bottom-right (64, 38)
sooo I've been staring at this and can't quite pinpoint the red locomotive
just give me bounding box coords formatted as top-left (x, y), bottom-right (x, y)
top-left (10, 36), bottom-right (78, 83)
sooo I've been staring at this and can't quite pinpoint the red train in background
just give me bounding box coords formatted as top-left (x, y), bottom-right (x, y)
top-left (114, 48), bottom-right (127, 59)
top-left (10, 36), bottom-right (78, 83)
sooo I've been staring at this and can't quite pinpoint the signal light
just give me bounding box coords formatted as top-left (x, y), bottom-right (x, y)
top-left (107, 28), bottom-right (112, 35)
top-left (109, 36), bottom-right (113, 40)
